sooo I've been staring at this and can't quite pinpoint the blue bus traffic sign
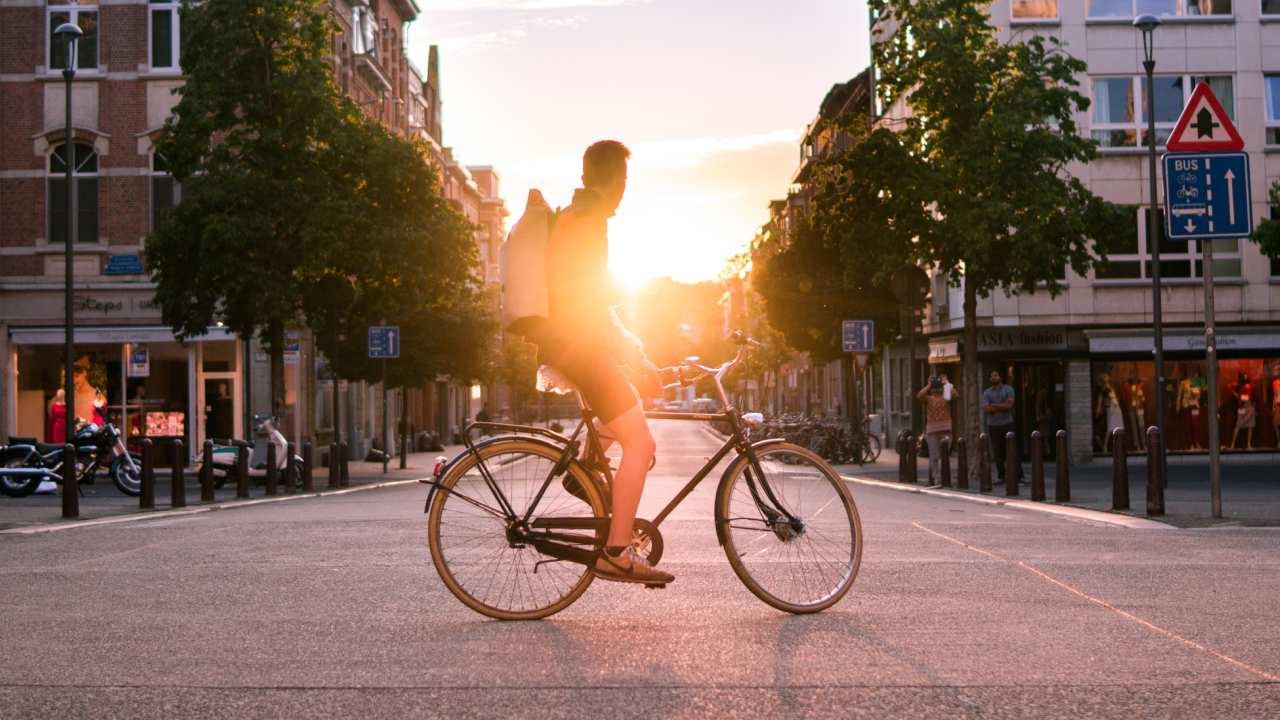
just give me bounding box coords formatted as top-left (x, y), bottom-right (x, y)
top-left (1163, 151), bottom-right (1252, 241)
top-left (842, 320), bottom-right (874, 353)
top-left (368, 326), bottom-right (400, 359)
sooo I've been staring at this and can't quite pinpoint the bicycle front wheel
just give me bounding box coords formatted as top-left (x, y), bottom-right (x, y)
top-left (716, 440), bottom-right (862, 614)
top-left (427, 438), bottom-right (607, 621)
top-left (861, 434), bottom-right (882, 464)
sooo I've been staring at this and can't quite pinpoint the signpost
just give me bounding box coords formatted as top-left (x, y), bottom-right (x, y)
top-left (369, 326), bottom-right (400, 474)
top-left (842, 320), bottom-right (874, 353)
top-left (1161, 82), bottom-right (1251, 519)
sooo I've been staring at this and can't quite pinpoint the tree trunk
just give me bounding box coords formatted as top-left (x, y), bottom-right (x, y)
top-left (268, 318), bottom-right (286, 421)
top-left (963, 279), bottom-right (981, 480)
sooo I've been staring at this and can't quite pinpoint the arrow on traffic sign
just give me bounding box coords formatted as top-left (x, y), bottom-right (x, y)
top-left (1224, 170), bottom-right (1236, 224)
top-left (1184, 218), bottom-right (1196, 233)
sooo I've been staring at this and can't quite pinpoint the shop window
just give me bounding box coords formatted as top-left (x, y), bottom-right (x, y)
top-left (1092, 75), bottom-right (1233, 148)
top-left (1271, 205), bottom-right (1280, 278)
top-left (47, 142), bottom-right (99, 245)
top-left (1266, 75), bottom-right (1280, 147)
top-left (1013, 0), bottom-right (1058, 19)
top-left (151, 152), bottom-right (180, 230)
top-left (48, 4), bottom-right (99, 71)
top-left (1089, 0), bottom-right (1231, 16)
top-left (150, 0), bottom-right (181, 71)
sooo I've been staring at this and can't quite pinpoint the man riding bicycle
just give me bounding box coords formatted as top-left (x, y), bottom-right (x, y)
top-left (537, 140), bottom-right (673, 586)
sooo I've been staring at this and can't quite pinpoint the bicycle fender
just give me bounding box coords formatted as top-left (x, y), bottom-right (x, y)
top-left (713, 438), bottom-right (794, 547)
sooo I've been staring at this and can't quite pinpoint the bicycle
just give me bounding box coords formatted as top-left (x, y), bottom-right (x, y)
top-left (423, 332), bottom-right (864, 620)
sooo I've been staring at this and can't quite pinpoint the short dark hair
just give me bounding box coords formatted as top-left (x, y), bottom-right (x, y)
top-left (582, 140), bottom-right (630, 189)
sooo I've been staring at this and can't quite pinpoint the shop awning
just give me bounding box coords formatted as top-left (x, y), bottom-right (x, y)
top-left (1087, 328), bottom-right (1280, 354)
top-left (9, 326), bottom-right (238, 345)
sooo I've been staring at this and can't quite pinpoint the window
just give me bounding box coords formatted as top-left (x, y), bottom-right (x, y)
top-left (150, 1), bottom-right (180, 70)
top-left (1266, 75), bottom-right (1280, 146)
top-left (48, 4), bottom-right (99, 71)
top-left (1096, 205), bottom-right (1238, 281)
top-left (1092, 75), bottom-right (1233, 148)
top-left (1013, 0), bottom-right (1058, 19)
top-left (1089, 0), bottom-right (1232, 16)
top-left (47, 142), bottom-right (99, 245)
top-left (1266, 0), bottom-right (1280, 16)
top-left (151, 152), bottom-right (180, 230)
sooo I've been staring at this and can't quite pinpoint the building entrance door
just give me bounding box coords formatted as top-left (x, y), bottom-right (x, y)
top-left (1008, 361), bottom-right (1064, 460)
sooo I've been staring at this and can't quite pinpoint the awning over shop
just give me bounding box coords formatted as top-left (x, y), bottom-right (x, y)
top-left (9, 326), bottom-right (237, 346)
top-left (1087, 328), bottom-right (1280, 354)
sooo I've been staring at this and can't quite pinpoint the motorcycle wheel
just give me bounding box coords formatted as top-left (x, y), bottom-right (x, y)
top-left (111, 452), bottom-right (144, 496)
top-left (0, 454), bottom-right (43, 498)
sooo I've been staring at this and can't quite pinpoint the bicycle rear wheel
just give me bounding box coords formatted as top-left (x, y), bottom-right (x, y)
top-left (861, 433), bottom-right (882, 463)
top-left (716, 440), bottom-right (862, 613)
top-left (427, 438), bottom-right (607, 620)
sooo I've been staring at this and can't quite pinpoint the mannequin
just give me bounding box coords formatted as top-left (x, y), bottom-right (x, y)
top-left (1177, 370), bottom-right (1204, 450)
top-left (46, 389), bottom-right (68, 444)
top-left (1126, 377), bottom-right (1146, 451)
top-left (1270, 362), bottom-right (1280, 449)
top-left (1228, 371), bottom-right (1255, 450)
top-left (1095, 372), bottom-right (1125, 452)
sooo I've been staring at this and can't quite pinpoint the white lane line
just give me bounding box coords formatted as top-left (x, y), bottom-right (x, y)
top-left (0, 478), bottom-right (426, 536)
top-left (912, 520), bottom-right (1280, 683)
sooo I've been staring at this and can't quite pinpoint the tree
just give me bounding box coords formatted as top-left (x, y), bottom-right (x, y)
top-left (148, 0), bottom-right (356, 416)
top-left (816, 0), bottom-right (1122, 473)
top-left (496, 333), bottom-right (539, 422)
top-left (1253, 181), bottom-right (1280, 261)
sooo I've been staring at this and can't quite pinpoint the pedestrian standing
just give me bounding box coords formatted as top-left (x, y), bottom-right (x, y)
top-left (983, 370), bottom-right (1019, 484)
top-left (917, 376), bottom-right (952, 485)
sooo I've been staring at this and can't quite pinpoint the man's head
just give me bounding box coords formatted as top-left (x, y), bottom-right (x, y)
top-left (989, 370), bottom-right (1003, 387)
top-left (582, 140), bottom-right (629, 213)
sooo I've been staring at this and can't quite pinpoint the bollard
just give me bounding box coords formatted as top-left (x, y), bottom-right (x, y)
top-left (302, 441), bottom-right (315, 492)
top-left (1146, 426), bottom-right (1165, 517)
top-left (340, 442), bottom-right (350, 487)
top-left (1055, 430), bottom-right (1070, 502)
top-left (200, 439), bottom-right (216, 502)
top-left (236, 443), bottom-right (250, 499)
top-left (956, 436), bottom-right (969, 490)
top-left (328, 442), bottom-right (340, 489)
top-left (979, 433), bottom-right (992, 493)
top-left (895, 431), bottom-right (908, 483)
top-left (140, 438), bottom-right (155, 509)
top-left (285, 441), bottom-right (297, 495)
top-left (1111, 428), bottom-right (1129, 511)
top-left (170, 440), bottom-right (186, 509)
top-left (1005, 431), bottom-right (1019, 497)
top-left (265, 442), bottom-right (278, 496)
top-left (939, 436), bottom-right (952, 488)
top-left (62, 443), bottom-right (79, 519)
top-left (1030, 431), bottom-right (1045, 502)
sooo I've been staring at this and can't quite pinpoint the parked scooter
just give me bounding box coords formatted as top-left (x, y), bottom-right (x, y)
top-left (195, 415), bottom-right (301, 489)
top-left (1, 422), bottom-right (143, 498)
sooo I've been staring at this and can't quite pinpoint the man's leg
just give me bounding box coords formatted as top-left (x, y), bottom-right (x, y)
top-left (926, 431), bottom-right (942, 484)
top-left (990, 427), bottom-right (1007, 481)
top-left (602, 402), bottom-right (656, 549)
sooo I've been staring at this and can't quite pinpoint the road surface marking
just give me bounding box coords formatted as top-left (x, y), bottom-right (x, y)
top-left (912, 521), bottom-right (1280, 683)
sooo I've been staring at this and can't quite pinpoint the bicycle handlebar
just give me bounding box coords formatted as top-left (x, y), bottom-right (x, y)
top-left (659, 331), bottom-right (757, 401)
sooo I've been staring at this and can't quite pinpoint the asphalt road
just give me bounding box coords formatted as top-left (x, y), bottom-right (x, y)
top-left (2, 419), bottom-right (1278, 719)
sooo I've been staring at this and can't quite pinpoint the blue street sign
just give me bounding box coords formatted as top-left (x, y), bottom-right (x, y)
top-left (368, 325), bottom-right (400, 359)
top-left (1162, 152), bottom-right (1252, 240)
top-left (104, 254), bottom-right (144, 275)
top-left (842, 320), bottom-right (875, 353)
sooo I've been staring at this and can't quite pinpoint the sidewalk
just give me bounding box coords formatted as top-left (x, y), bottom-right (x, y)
top-left (0, 446), bottom-right (464, 531)
top-left (835, 446), bottom-right (1280, 527)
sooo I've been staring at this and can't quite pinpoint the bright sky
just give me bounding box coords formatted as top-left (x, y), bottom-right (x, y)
top-left (407, 0), bottom-right (870, 288)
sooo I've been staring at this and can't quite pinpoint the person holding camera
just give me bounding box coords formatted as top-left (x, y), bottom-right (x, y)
top-left (916, 375), bottom-right (953, 485)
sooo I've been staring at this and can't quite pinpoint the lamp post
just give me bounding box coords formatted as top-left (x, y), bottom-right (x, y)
top-left (1134, 14), bottom-right (1166, 482)
top-left (55, 22), bottom-right (82, 519)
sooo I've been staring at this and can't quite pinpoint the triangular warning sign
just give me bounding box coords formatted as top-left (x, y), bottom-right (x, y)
top-left (1166, 82), bottom-right (1244, 151)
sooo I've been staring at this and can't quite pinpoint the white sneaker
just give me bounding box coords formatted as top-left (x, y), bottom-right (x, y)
top-left (35, 480), bottom-right (58, 494)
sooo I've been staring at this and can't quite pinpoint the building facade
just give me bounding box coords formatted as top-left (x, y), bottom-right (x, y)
top-left (0, 1), bottom-right (505, 459)
top-left (878, 0), bottom-right (1280, 461)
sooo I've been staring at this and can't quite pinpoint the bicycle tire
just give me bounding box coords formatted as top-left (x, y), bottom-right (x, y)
top-left (427, 438), bottom-right (607, 621)
top-left (861, 434), bottom-right (882, 464)
top-left (715, 440), bottom-right (863, 614)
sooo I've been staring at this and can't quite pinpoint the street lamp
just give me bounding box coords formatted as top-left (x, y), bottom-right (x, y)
top-left (1134, 14), bottom-right (1166, 481)
top-left (55, 21), bottom-right (81, 519)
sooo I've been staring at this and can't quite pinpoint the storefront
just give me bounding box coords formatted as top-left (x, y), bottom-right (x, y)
top-left (1086, 328), bottom-right (1280, 454)
top-left (4, 326), bottom-right (243, 460)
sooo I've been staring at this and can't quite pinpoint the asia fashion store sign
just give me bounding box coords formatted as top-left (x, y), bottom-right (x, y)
top-left (929, 328), bottom-right (1079, 362)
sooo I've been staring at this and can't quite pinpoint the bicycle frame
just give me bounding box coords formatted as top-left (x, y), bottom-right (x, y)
top-left (426, 340), bottom-right (799, 546)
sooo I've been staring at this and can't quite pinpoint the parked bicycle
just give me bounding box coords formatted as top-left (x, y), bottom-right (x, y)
top-left (423, 332), bottom-right (863, 620)
top-left (755, 415), bottom-right (880, 465)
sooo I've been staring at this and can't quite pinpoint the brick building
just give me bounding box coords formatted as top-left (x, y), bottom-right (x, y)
top-left (0, 1), bottom-right (506, 458)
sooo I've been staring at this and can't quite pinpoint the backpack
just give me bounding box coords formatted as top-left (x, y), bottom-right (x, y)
top-left (500, 189), bottom-right (556, 339)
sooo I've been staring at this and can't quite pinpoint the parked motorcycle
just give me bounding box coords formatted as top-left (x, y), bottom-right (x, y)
top-left (1, 422), bottom-right (143, 498)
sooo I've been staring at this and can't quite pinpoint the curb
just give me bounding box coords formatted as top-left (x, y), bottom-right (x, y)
top-left (0, 477), bottom-right (426, 536)
top-left (840, 473), bottom-right (1175, 529)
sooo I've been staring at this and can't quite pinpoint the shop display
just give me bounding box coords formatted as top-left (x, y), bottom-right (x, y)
top-left (1271, 363), bottom-right (1280, 449)
top-left (1125, 378), bottom-right (1146, 451)
top-left (146, 412), bottom-right (186, 437)
top-left (1095, 373), bottom-right (1125, 451)
top-left (1228, 372), bottom-right (1256, 450)
top-left (1176, 371), bottom-right (1206, 451)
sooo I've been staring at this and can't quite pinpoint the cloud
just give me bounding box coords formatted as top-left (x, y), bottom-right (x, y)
top-left (428, 13), bottom-right (586, 55)
top-left (428, 0), bottom-right (647, 9)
